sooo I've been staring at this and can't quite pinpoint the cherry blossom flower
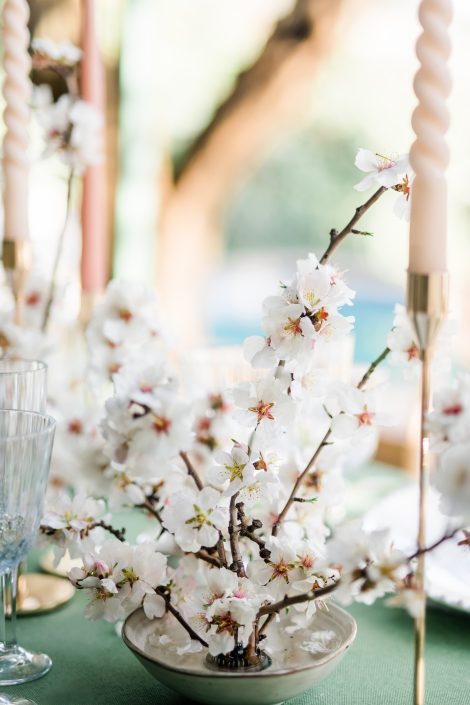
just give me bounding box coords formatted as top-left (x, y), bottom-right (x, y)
top-left (296, 254), bottom-right (355, 313)
top-left (0, 316), bottom-right (48, 360)
top-left (87, 280), bottom-right (166, 385)
top-left (328, 521), bottom-right (407, 605)
top-left (208, 447), bottom-right (257, 496)
top-left (69, 541), bottom-right (168, 621)
top-left (387, 587), bottom-right (424, 619)
top-left (247, 537), bottom-right (304, 599)
top-left (387, 304), bottom-right (420, 369)
top-left (243, 335), bottom-right (277, 369)
top-left (428, 379), bottom-right (470, 447)
top-left (36, 92), bottom-right (103, 173)
top-left (244, 255), bottom-right (354, 370)
top-left (266, 301), bottom-right (316, 361)
top-left (433, 442), bottom-right (470, 522)
top-left (354, 148), bottom-right (409, 191)
top-left (51, 405), bottom-right (109, 495)
top-left (162, 487), bottom-right (227, 553)
top-left (232, 378), bottom-right (294, 435)
top-left (127, 393), bottom-right (193, 467)
top-left (393, 173), bottom-right (414, 221)
top-left (204, 597), bottom-right (259, 656)
top-left (43, 493), bottom-right (106, 534)
top-left (329, 385), bottom-right (391, 441)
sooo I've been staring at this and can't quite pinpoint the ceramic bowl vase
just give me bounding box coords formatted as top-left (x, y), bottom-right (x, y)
top-left (123, 603), bottom-right (357, 705)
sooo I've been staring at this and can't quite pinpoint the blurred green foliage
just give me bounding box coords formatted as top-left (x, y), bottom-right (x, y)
top-left (225, 125), bottom-right (366, 253)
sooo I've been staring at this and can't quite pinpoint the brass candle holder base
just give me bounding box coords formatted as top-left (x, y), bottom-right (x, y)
top-left (406, 271), bottom-right (448, 705)
top-left (1, 239), bottom-right (32, 325)
top-left (16, 573), bottom-right (74, 616)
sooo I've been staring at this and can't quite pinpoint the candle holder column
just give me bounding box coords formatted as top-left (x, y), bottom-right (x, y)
top-left (406, 273), bottom-right (448, 705)
top-left (406, 1), bottom-right (453, 704)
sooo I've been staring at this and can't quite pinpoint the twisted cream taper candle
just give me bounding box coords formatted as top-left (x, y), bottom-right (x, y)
top-left (2, 0), bottom-right (31, 243)
top-left (409, 0), bottom-right (452, 274)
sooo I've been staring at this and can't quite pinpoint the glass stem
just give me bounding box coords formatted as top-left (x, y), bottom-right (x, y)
top-left (0, 574), bottom-right (6, 647)
top-left (0, 569), bottom-right (18, 651)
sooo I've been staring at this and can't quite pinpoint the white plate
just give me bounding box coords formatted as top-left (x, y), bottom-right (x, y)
top-left (363, 485), bottom-right (470, 613)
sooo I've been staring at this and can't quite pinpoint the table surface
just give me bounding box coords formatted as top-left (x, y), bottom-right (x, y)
top-left (3, 464), bottom-right (470, 705)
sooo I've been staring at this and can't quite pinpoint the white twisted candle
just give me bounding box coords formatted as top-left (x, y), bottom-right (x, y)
top-left (409, 0), bottom-right (452, 273)
top-left (2, 0), bottom-right (31, 242)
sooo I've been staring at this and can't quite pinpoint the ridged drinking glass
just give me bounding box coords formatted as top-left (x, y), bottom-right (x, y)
top-left (0, 362), bottom-right (49, 700)
top-left (0, 410), bottom-right (55, 704)
top-left (0, 361), bottom-right (47, 416)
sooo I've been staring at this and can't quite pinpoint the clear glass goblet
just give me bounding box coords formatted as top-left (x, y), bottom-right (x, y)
top-left (0, 360), bottom-right (49, 700)
top-left (0, 409), bottom-right (56, 703)
top-left (0, 361), bottom-right (47, 415)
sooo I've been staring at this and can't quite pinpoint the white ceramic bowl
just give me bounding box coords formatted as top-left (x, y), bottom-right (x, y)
top-left (123, 603), bottom-right (357, 705)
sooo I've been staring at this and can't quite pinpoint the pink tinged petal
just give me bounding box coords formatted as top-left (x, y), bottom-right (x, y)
top-left (197, 524), bottom-right (219, 548)
top-left (377, 169), bottom-right (402, 188)
top-left (143, 592), bottom-right (166, 619)
top-left (175, 529), bottom-right (200, 553)
top-left (100, 578), bottom-right (118, 594)
top-left (209, 508), bottom-right (228, 531)
top-left (354, 173), bottom-right (377, 192)
top-left (199, 487), bottom-right (222, 510)
top-left (208, 632), bottom-right (233, 657)
top-left (246, 560), bottom-right (274, 585)
top-left (354, 148), bottom-right (379, 172)
top-left (46, 516), bottom-right (67, 529)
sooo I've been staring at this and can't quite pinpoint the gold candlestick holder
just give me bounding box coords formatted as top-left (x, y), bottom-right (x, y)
top-left (406, 271), bottom-right (448, 705)
top-left (1, 238), bottom-right (31, 324)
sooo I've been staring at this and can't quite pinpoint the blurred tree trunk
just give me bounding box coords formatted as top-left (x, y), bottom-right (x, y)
top-left (157, 0), bottom-right (345, 344)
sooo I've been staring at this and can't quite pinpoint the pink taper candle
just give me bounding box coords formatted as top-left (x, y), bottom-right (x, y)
top-left (2, 0), bottom-right (31, 242)
top-left (80, 0), bottom-right (107, 294)
top-left (409, 0), bottom-right (452, 274)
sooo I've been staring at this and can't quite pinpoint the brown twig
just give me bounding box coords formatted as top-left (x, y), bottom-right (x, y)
top-left (408, 528), bottom-right (461, 562)
top-left (357, 347), bottom-right (391, 389)
top-left (273, 344), bottom-right (391, 536)
top-left (272, 429), bottom-right (331, 536)
top-left (256, 581), bottom-right (339, 618)
top-left (319, 186), bottom-right (387, 264)
top-left (137, 498), bottom-right (164, 523)
top-left (180, 451), bottom-right (204, 491)
top-left (85, 520), bottom-right (126, 542)
top-left (41, 170), bottom-right (74, 331)
top-left (228, 493), bottom-right (246, 576)
top-left (237, 502), bottom-right (270, 558)
top-left (194, 551), bottom-right (222, 568)
top-left (216, 533), bottom-right (228, 568)
top-left (157, 587), bottom-right (208, 647)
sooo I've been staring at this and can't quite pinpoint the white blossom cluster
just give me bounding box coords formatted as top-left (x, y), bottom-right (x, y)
top-left (244, 252), bottom-right (355, 374)
top-left (0, 273), bottom-right (50, 360)
top-left (30, 40), bottom-right (102, 174)
top-left (35, 88), bottom-right (103, 174)
top-left (39, 148), bottom-right (469, 664)
top-left (429, 377), bottom-right (470, 526)
top-left (86, 279), bottom-right (167, 387)
top-left (354, 148), bottom-right (412, 221)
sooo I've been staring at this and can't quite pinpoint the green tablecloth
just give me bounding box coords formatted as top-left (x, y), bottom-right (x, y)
top-left (2, 463), bottom-right (470, 705)
top-left (3, 595), bottom-right (469, 705)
